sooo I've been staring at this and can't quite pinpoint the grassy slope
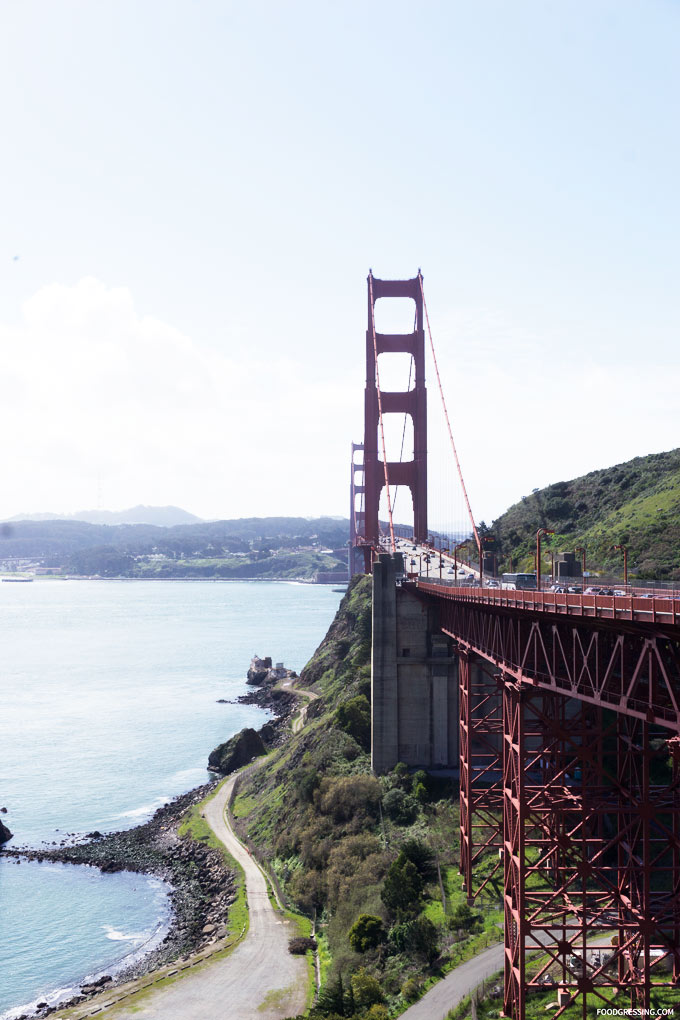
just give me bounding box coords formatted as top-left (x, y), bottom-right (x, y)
top-left (488, 446), bottom-right (680, 579)
top-left (230, 577), bottom-right (491, 1019)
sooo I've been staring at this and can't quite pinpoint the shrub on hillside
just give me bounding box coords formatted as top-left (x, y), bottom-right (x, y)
top-left (401, 976), bottom-right (423, 1002)
top-left (364, 1005), bottom-right (389, 1020)
top-left (326, 834), bottom-right (387, 910)
top-left (348, 913), bottom-right (386, 953)
top-left (382, 787), bottom-right (418, 825)
top-left (288, 867), bottom-right (326, 914)
top-left (388, 761), bottom-right (412, 790)
top-left (294, 767), bottom-right (321, 803)
top-left (449, 901), bottom-right (482, 932)
top-left (350, 967), bottom-right (384, 1008)
top-left (318, 774), bottom-right (382, 824)
top-left (388, 917), bottom-right (440, 961)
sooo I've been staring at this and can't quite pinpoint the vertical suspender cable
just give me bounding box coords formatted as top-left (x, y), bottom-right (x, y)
top-left (391, 342), bottom-right (414, 520)
top-left (419, 275), bottom-right (481, 562)
top-left (368, 273), bottom-right (396, 553)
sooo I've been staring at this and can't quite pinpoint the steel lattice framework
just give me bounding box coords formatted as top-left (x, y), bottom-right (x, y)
top-left (414, 582), bottom-right (680, 1019)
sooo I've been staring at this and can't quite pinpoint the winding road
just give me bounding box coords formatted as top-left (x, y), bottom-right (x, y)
top-left (84, 773), bottom-right (309, 1020)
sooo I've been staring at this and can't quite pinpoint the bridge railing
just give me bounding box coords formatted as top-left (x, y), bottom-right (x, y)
top-left (413, 580), bottom-right (680, 626)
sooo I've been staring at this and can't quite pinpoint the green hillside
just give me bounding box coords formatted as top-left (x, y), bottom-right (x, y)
top-left (227, 578), bottom-right (496, 1019)
top-left (487, 447), bottom-right (680, 581)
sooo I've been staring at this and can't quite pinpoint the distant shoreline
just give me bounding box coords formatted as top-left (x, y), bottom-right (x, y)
top-left (1, 575), bottom-right (339, 584)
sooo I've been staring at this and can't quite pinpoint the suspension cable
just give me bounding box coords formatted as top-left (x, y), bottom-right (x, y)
top-left (368, 273), bottom-right (396, 553)
top-left (419, 274), bottom-right (480, 556)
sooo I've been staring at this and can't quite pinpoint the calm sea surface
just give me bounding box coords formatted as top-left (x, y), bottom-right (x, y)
top-left (0, 579), bottom-right (342, 1018)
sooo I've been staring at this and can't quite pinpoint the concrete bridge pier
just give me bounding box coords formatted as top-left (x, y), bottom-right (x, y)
top-left (371, 553), bottom-right (459, 774)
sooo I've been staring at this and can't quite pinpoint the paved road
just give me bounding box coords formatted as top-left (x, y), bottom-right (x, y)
top-left (401, 943), bottom-right (504, 1020)
top-left (105, 774), bottom-right (308, 1020)
top-left (401, 933), bottom-right (616, 1020)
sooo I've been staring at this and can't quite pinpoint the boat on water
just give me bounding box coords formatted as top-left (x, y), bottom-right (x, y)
top-left (2, 576), bottom-right (34, 582)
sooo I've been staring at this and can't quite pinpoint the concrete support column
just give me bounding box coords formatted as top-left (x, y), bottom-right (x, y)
top-left (431, 634), bottom-right (449, 767)
top-left (371, 553), bottom-right (400, 773)
top-left (371, 553), bottom-right (458, 773)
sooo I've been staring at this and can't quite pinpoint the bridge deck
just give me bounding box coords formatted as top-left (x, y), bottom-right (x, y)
top-left (414, 581), bottom-right (680, 627)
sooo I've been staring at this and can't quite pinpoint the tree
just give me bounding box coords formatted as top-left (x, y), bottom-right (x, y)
top-left (413, 780), bottom-right (428, 804)
top-left (350, 968), bottom-right (384, 1009)
top-left (400, 837), bottom-right (437, 881)
top-left (348, 914), bottom-right (386, 953)
top-left (412, 769), bottom-right (430, 804)
top-left (381, 853), bottom-right (423, 919)
top-left (335, 694), bottom-right (371, 750)
top-left (314, 973), bottom-right (346, 1016)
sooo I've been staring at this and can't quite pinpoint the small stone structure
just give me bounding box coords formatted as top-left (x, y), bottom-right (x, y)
top-left (555, 551), bottom-right (582, 580)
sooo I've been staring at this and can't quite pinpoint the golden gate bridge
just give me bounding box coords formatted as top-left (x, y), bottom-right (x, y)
top-left (350, 272), bottom-right (680, 1019)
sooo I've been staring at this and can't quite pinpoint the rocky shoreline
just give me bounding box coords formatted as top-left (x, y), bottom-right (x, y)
top-left (1, 784), bottom-right (234, 1017)
top-left (0, 655), bottom-right (301, 1020)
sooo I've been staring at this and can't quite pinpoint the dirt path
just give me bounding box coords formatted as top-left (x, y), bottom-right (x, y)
top-left (88, 774), bottom-right (308, 1020)
top-left (288, 686), bottom-right (319, 735)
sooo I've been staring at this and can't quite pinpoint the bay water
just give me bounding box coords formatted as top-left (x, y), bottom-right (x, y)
top-left (0, 579), bottom-right (342, 1017)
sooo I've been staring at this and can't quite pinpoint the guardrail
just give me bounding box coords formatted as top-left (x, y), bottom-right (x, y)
top-left (414, 581), bottom-right (680, 627)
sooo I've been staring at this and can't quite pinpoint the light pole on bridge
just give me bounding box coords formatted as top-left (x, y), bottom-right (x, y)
top-left (454, 540), bottom-right (469, 586)
top-left (613, 544), bottom-right (628, 586)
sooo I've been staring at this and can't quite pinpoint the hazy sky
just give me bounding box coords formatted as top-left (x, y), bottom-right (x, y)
top-left (1, 0), bottom-right (678, 528)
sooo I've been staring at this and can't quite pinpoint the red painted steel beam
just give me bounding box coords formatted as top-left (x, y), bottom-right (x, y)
top-left (414, 584), bottom-right (680, 732)
top-left (458, 652), bottom-right (504, 902)
top-left (499, 683), bottom-right (680, 1018)
top-left (415, 582), bottom-right (680, 1018)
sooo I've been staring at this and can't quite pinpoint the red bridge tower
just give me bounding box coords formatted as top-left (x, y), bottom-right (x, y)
top-left (363, 271), bottom-right (427, 562)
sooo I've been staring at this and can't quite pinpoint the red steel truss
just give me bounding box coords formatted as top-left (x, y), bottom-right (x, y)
top-left (458, 651), bottom-right (504, 901)
top-left (415, 583), bottom-right (680, 1018)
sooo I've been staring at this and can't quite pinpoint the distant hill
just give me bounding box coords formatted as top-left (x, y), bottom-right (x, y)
top-left (6, 505), bottom-right (203, 527)
top-left (488, 447), bottom-right (680, 581)
top-left (0, 515), bottom-right (351, 580)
